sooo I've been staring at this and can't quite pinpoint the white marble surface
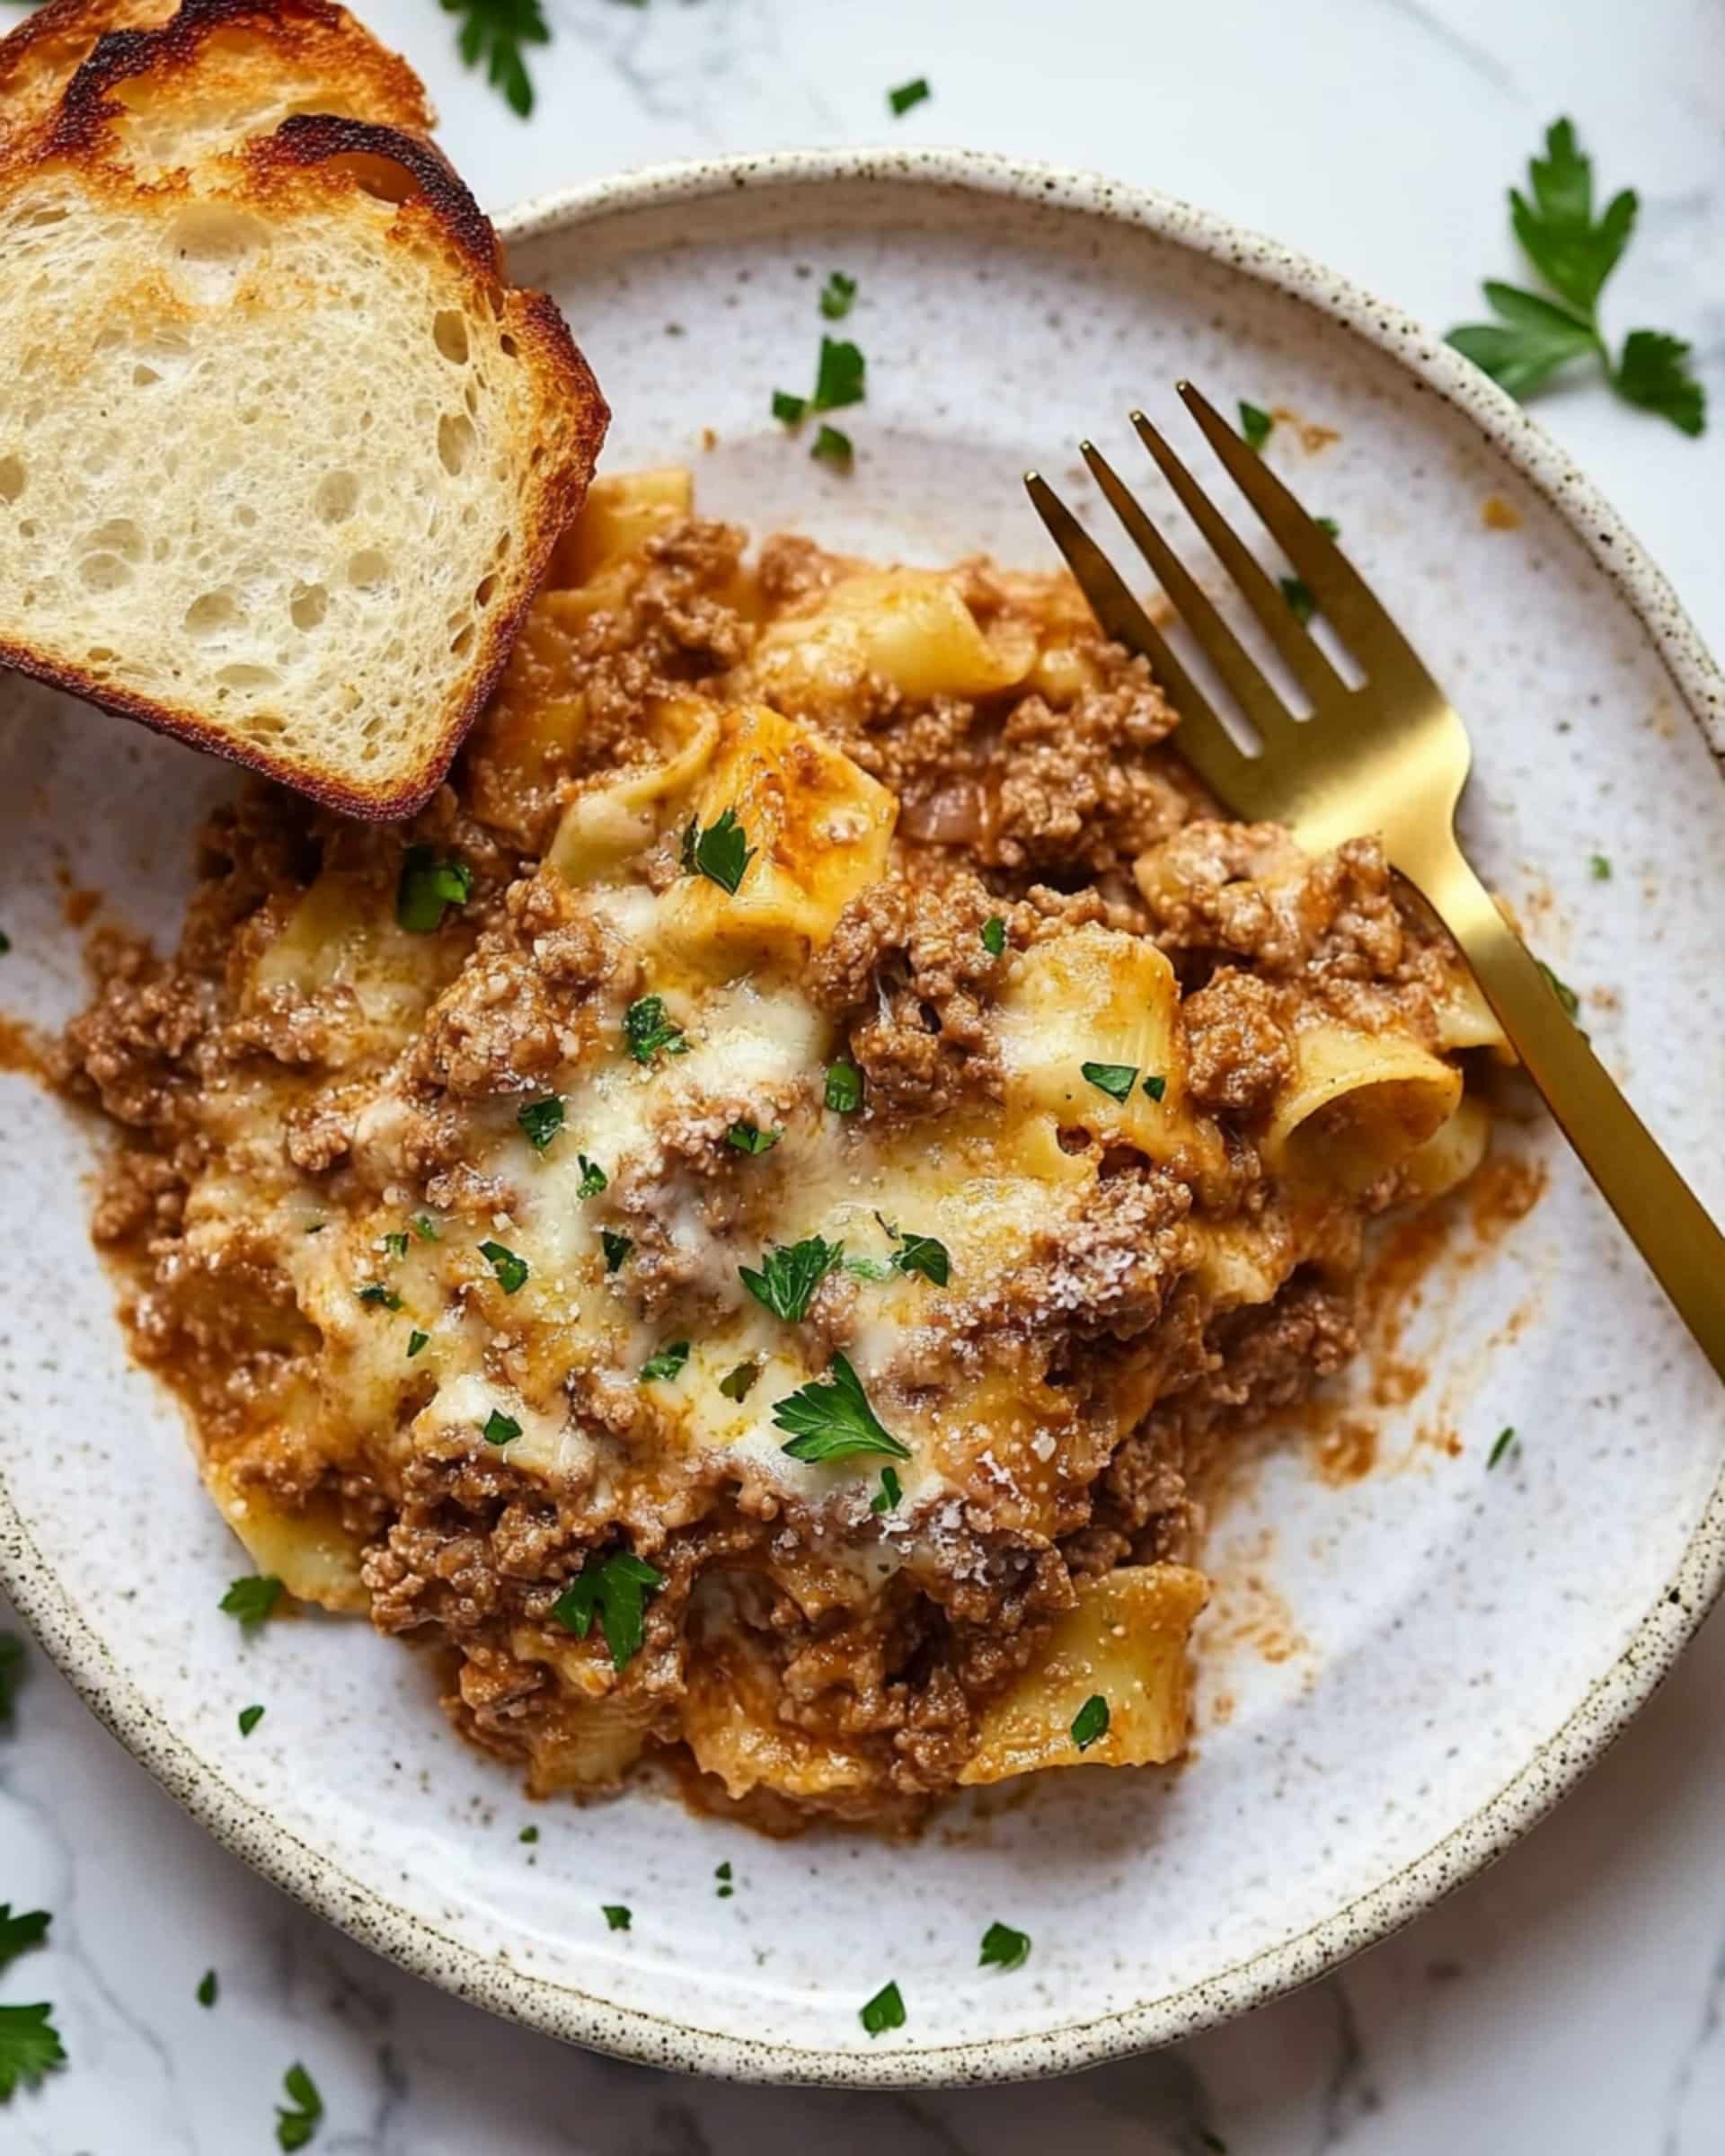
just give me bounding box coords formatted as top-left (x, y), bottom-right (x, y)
top-left (5, 0), bottom-right (1725, 2145)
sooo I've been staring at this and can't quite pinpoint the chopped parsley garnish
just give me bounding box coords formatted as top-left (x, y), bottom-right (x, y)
top-left (1487, 1425), bottom-right (1519, 1470)
top-left (889, 1228), bottom-right (950, 1287)
top-left (978, 1921), bottom-right (1031, 1971)
top-left (811, 423), bottom-right (854, 470)
top-left (1070, 1694), bottom-right (1110, 1752)
top-left (219, 1574), bottom-right (283, 1633)
top-left (1315, 515), bottom-right (1341, 539)
top-left (0, 931), bottom-right (9, 956)
top-left (396, 845), bottom-right (473, 932)
top-left (407, 1329), bottom-right (430, 1359)
top-left (870, 1464), bottom-right (902, 1515)
top-left (1536, 959), bottom-right (1581, 1019)
top-left (0, 1906), bottom-right (50, 1972)
top-left (411, 1214), bottom-right (440, 1242)
top-left (774, 1352), bottom-right (910, 1464)
top-left (719, 1361), bottom-right (760, 1402)
top-left (624, 994), bottom-right (689, 1065)
top-left (197, 1969), bottom-right (218, 2008)
top-left (715, 1860), bottom-right (734, 1899)
top-left (578, 1154), bottom-right (608, 1198)
top-left (518, 1096), bottom-right (564, 1152)
top-left (774, 337), bottom-right (867, 434)
top-left (381, 1230), bottom-right (410, 1259)
top-left (238, 1703), bottom-right (265, 1737)
top-left (519, 1825), bottom-right (539, 1844)
top-left (1143, 1074), bottom-right (1168, 1102)
top-left (274, 2061), bottom-right (323, 2152)
top-left (0, 1633), bottom-right (24, 1726)
top-left (482, 1408), bottom-right (522, 1447)
top-left (685, 806), bottom-right (756, 895)
top-left (479, 1240), bottom-right (528, 1294)
top-left (825, 1059), bottom-right (863, 1114)
top-left (1082, 1060), bottom-right (1138, 1102)
top-left (981, 915), bottom-right (1007, 957)
top-left (843, 1255), bottom-right (895, 1281)
top-left (640, 1340), bottom-right (691, 1383)
top-left (0, 2002), bottom-right (65, 2099)
top-left (819, 270), bottom-right (857, 321)
top-left (552, 1551), bottom-right (664, 1670)
top-left (1280, 575), bottom-right (1317, 626)
top-left (888, 75), bottom-right (930, 116)
top-left (355, 1283), bottom-right (402, 1311)
top-left (740, 1235), bottom-right (844, 1323)
top-left (1238, 400), bottom-right (1273, 451)
top-left (602, 1904), bottom-right (632, 1931)
top-left (726, 1120), bottom-right (780, 1155)
top-left (771, 389), bottom-right (808, 424)
top-left (860, 1979), bottom-right (907, 2035)
top-left (1446, 119), bottom-right (1705, 435)
top-left (602, 1230), bottom-right (633, 1275)
top-left (1590, 853), bottom-right (1612, 879)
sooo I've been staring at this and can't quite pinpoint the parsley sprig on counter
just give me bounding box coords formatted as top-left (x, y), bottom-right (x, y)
top-left (774, 1353), bottom-right (910, 1464)
top-left (440, 0), bottom-right (549, 118)
top-left (1446, 119), bottom-right (1705, 435)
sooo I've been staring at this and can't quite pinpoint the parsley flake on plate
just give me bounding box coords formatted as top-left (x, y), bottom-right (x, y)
top-left (219, 1574), bottom-right (283, 1634)
top-left (727, 1119), bottom-right (780, 1155)
top-left (774, 1352), bottom-right (911, 1464)
top-left (1280, 575), bottom-right (1317, 626)
top-left (819, 270), bottom-right (857, 321)
top-left (811, 423), bottom-right (854, 470)
top-left (519, 1825), bottom-right (539, 1844)
top-left (978, 1921), bottom-right (1031, 1971)
top-left (684, 806), bottom-right (756, 895)
top-left (870, 1464), bottom-right (902, 1515)
top-left (603, 1904), bottom-right (632, 1931)
top-left (479, 1240), bottom-right (529, 1294)
top-left (640, 1340), bottom-right (691, 1384)
top-left (552, 1551), bottom-right (664, 1671)
top-left (0, 1906), bottom-right (49, 1973)
top-left (441, 0), bottom-right (550, 119)
top-left (1589, 853), bottom-right (1612, 880)
top-left (1082, 1060), bottom-right (1138, 1102)
top-left (981, 915), bottom-right (1007, 957)
top-left (1070, 1693), bottom-right (1110, 1752)
top-left (1488, 1425), bottom-right (1520, 1470)
top-left (860, 1979), bottom-right (906, 2035)
top-left (238, 1703), bottom-right (265, 1738)
top-left (396, 845), bottom-right (473, 932)
top-left (771, 389), bottom-right (808, 424)
top-left (0, 1632), bottom-right (24, 1725)
top-left (1237, 400), bottom-right (1273, 451)
top-left (624, 994), bottom-right (689, 1065)
top-left (602, 1230), bottom-right (633, 1275)
top-left (741, 1235), bottom-right (844, 1323)
top-left (715, 1860), bottom-right (734, 1899)
top-left (0, 2002), bottom-right (66, 2099)
top-left (197, 1969), bottom-right (218, 2008)
top-left (774, 337), bottom-right (867, 433)
top-left (518, 1096), bottom-right (564, 1152)
top-left (825, 1059), bottom-right (863, 1113)
top-left (578, 1154), bottom-right (608, 1198)
top-left (482, 1409), bottom-right (522, 1447)
top-left (1536, 960), bottom-right (1581, 1019)
top-left (888, 75), bottom-right (930, 116)
top-left (275, 2060), bottom-right (323, 2152)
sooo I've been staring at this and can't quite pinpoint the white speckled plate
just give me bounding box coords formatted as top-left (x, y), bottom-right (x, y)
top-left (3, 150), bottom-right (1723, 2088)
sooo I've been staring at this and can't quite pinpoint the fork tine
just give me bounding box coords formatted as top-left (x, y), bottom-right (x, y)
top-left (1081, 437), bottom-right (1295, 742)
top-left (1023, 470), bottom-right (1254, 804)
top-left (1128, 409), bottom-right (1346, 706)
top-left (1176, 382), bottom-right (1398, 662)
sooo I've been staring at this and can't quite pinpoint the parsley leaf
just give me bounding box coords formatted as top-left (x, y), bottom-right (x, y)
top-left (1536, 959), bottom-right (1581, 1019)
top-left (439, 0), bottom-right (549, 119)
top-left (1446, 284), bottom-right (1599, 399)
top-left (1082, 1060), bottom-right (1138, 1102)
top-left (981, 915), bottom-right (1006, 957)
top-left (407, 1329), bottom-right (430, 1358)
top-left (640, 1340), bottom-right (691, 1384)
top-left (411, 1213), bottom-right (440, 1242)
top-left (813, 336), bottom-right (865, 411)
top-left (381, 1231), bottom-right (410, 1260)
top-left (1488, 1425), bottom-right (1519, 1470)
top-left (811, 422), bottom-right (854, 470)
top-left (1315, 516), bottom-right (1341, 539)
top-left (687, 806), bottom-right (756, 895)
top-left (1280, 575), bottom-right (1316, 626)
top-left (624, 994), bottom-right (689, 1065)
top-left (870, 1464), bottom-right (902, 1515)
top-left (978, 1921), bottom-right (1031, 1971)
top-left (1238, 401), bottom-right (1273, 451)
top-left (238, 1704), bottom-right (265, 1737)
top-left (518, 1096), bottom-right (564, 1152)
top-left (275, 2060), bottom-right (324, 2151)
top-left (1511, 117), bottom-right (1636, 315)
top-left (860, 1979), bottom-right (906, 2035)
top-left (771, 389), bottom-right (808, 424)
top-left (219, 1575), bottom-right (284, 1633)
top-left (819, 271), bottom-right (857, 321)
top-left (1144, 1074), bottom-right (1167, 1102)
top-left (0, 1632), bottom-right (25, 1727)
top-left (774, 1352), bottom-right (910, 1464)
top-left (1615, 330), bottom-right (1707, 437)
top-left (843, 1255), bottom-right (894, 1281)
top-left (1070, 1694), bottom-right (1110, 1751)
top-left (0, 2002), bottom-right (66, 2099)
top-left (889, 1229), bottom-right (950, 1287)
top-left (1589, 853), bottom-right (1613, 880)
top-left (197, 1969), bottom-right (218, 2008)
top-left (603, 1904), bottom-right (632, 1931)
top-left (719, 1361), bottom-right (759, 1402)
top-left (355, 1283), bottom-right (402, 1311)
top-left (740, 1236), bottom-right (844, 1323)
top-left (888, 76), bottom-right (930, 116)
top-left (482, 1409), bottom-right (522, 1447)
top-left (602, 1230), bottom-right (632, 1275)
top-left (726, 1120), bottom-right (780, 1155)
top-left (519, 1825), bottom-right (539, 1843)
top-left (551, 1551), bottom-right (664, 1670)
top-left (0, 1906), bottom-right (49, 1975)
top-left (479, 1240), bottom-right (528, 1294)
top-left (825, 1059), bottom-right (863, 1113)
top-left (578, 1154), bottom-right (607, 1198)
top-left (714, 1860), bottom-right (733, 1899)
top-left (396, 845), bottom-right (473, 932)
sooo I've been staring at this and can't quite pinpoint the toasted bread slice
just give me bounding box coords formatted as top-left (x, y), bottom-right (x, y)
top-left (0, 0), bottom-right (178, 163)
top-left (0, 5), bottom-right (606, 817)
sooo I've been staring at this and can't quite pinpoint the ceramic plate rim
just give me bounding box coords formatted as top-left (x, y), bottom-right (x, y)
top-left (3, 144), bottom-right (1723, 2089)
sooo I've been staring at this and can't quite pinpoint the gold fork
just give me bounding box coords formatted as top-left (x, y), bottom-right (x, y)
top-left (1027, 382), bottom-right (1725, 1380)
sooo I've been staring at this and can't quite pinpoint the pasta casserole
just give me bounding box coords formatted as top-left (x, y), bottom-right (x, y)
top-left (64, 469), bottom-right (1504, 1828)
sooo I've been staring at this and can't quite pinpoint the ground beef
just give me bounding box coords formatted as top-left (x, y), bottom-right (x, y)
top-left (1182, 967), bottom-right (1294, 1118)
top-left (989, 658), bottom-right (1188, 873)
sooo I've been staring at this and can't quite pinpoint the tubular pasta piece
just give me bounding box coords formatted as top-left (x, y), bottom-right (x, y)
top-left (746, 568), bottom-right (1036, 710)
top-left (1397, 1093), bottom-right (1491, 1201)
top-left (1263, 1022), bottom-right (1463, 1194)
top-left (547, 466), bottom-right (694, 589)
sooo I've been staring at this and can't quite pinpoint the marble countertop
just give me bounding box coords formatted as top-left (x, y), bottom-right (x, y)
top-left (5, 0), bottom-right (1725, 2147)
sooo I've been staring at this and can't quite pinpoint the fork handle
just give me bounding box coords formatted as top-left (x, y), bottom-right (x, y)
top-left (1411, 841), bottom-right (1725, 1381)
